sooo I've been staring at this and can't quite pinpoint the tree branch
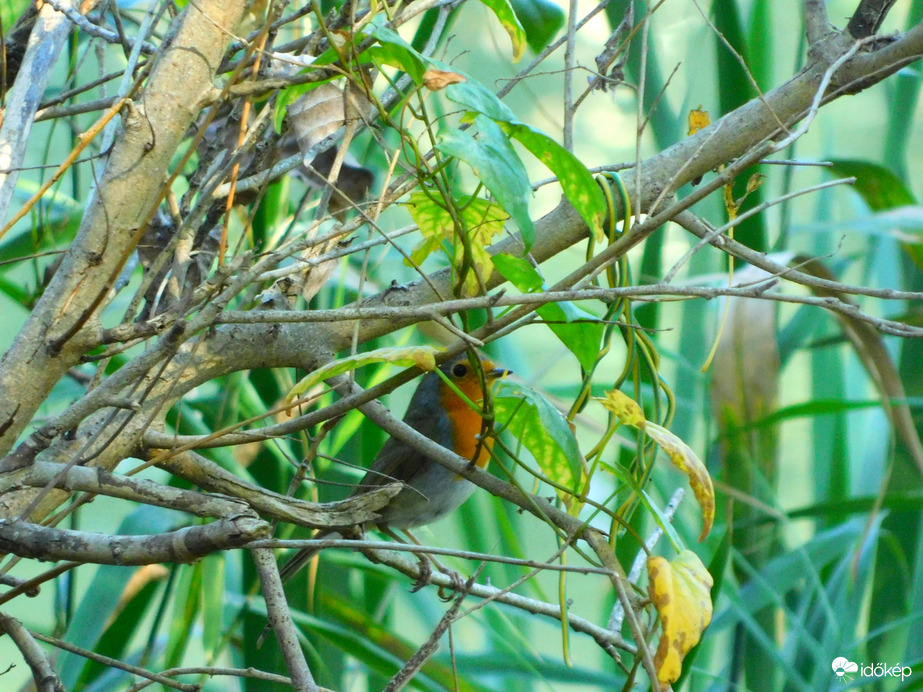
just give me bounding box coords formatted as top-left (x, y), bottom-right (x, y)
top-left (0, 0), bottom-right (248, 457)
top-left (0, 514), bottom-right (270, 565)
top-left (0, 612), bottom-right (65, 692)
top-left (251, 548), bottom-right (319, 692)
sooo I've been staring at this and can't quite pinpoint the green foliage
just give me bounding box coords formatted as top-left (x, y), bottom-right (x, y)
top-left (509, 0), bottom-right (565, 53)
top-left (3, 1), bottom-right (923, 691)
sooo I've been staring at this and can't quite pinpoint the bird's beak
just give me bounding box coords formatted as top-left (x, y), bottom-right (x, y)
top-left (486, 366), bottom-right (512, 379)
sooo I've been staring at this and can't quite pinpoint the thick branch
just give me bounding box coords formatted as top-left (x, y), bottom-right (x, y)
top-left (0, 0), bottom-right (247, 456)
top-left (0, 0), bottom-right (75, 225)
top-left (848, 0), bottom-right (899, 38)
top-left (0, 514), bottom-right (270, 565)
top-left (0, 612), bottom-right (65, 692)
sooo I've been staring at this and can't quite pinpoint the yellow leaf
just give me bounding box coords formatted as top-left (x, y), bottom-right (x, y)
top-left (423, 68), bottom-right (467, 91)
top-left (647, 551), bottom-right (714, 690)
top-left (595, 389), bottom-right (646, 427)
top-left (687, 107), bottom-right (710, 135)
top-left (646, 422), bottom-right (715, 541)
top-left (454, 198), bottom-right (508, 294)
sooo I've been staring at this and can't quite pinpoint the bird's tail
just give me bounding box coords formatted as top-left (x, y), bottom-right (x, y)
top-left (277, 529), bottom-right (342, 585)
top-left (257, 529), bottom-right (342, 649)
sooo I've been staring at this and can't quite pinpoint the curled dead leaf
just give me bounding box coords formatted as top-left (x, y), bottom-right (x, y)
top-left (423, 69), bottom-right (467, 91)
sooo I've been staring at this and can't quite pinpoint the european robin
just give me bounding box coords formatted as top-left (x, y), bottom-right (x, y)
top-left (278, 353), bottom-right (511, 584)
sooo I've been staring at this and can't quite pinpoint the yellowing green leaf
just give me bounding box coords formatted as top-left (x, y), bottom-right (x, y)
top-left (597, 389), bottom-right (715, 540)
top-left (646, 422), bottom-right (715, 541)
top-left (647, 550), bottom-right (714, 690)
top-left (596, 389), bottom-right (646, 427)
top-left (477, 0), bottom-right (527, 62)
top-left (404, 192), bottom-right (508, 293)
top-left (287, 346), bottom-right (439, 403)
top-left (494, 380), bottom-right (586, 513)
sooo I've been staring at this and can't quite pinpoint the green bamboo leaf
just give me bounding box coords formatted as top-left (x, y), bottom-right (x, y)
top-left (58, 506), bottom-right (183, 689)
top-left (164, 561), bottom-right (202, 669)
top-left (201, 553), bottom-right (225, 654)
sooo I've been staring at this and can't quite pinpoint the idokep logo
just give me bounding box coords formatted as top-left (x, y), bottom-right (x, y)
top-left (831, 657), bottom-right (858, 681)
top-left (831, 657), bottom-right (912, 684)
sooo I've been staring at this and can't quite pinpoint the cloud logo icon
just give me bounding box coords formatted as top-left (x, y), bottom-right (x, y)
top-left (831, 657), bottom-right (858, 677)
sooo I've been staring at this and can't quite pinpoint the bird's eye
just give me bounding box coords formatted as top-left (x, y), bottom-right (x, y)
top-left (451, 363), bottom-right (468, 378)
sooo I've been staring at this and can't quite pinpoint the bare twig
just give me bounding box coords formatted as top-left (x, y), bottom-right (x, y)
top-left (250, 548), bottom-right (319, 692)
top-left (384, 570), bottom-right (479, 691)
top-left (44, 0), bottom-right (156, 55)
top-left (0, 612), bottom-right (65, 692)
top-left (126, 666), bottom-right (303, 692)
top-left (28, 629), bottom-right (198, 691)
top-left (0, 0), bottom-right (76, 224)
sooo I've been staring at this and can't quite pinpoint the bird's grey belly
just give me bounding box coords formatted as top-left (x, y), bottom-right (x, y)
top-left (377, 463), bottom-right (476, 529)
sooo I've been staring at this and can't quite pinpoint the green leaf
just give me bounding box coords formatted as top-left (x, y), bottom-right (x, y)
top-left (201, 553), bottom-right (225, 654)
top-left (505, 123), bottom-right (606, 241)
top-left (490, 252), bottom-right (542, 291)
top-left (366, 25), bottom-right (427, 83)
top-left (829, 159), bottom-right (917, 210)
top-left (477, 0), bottom-right (527, 62)
top-left (510, 0), bottom-right (565, 53)
top-left (539, 300), bottom-right (604, 371)
top-left (443, 79), bottom-right (604, 241)
top-left (287, 346), bottom-right (440, 401)
top-left (491, 253), bottom-right (603, 370)
top-left (494, 380), bottom-right (585, 511)
top-left (828, 159), bottom-right (922, 270)
top-left (445, 78), bottom-right (518, 122)
top-left (437, 116), bottom-right (535, 248)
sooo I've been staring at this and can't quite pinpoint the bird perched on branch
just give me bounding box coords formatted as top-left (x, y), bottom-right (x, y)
top-left (277, 353), bottom-right (511, 585)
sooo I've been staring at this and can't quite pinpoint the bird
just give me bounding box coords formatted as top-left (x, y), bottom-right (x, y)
top-left (277, 352), bottom-right (511, 585)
